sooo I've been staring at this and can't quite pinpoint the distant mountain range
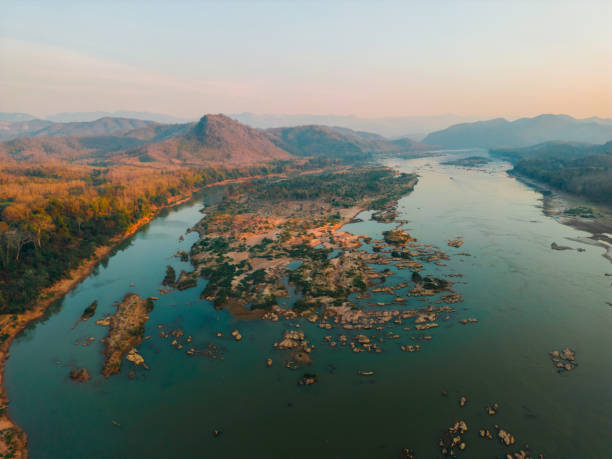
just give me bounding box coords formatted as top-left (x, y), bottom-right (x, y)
top-left (0, 111), bottom-right (477, 139)
top-left (266, 125), bottom-right (427, 160)
top-left (0, 113), bottom-right (38, 122)
top-left (0, 117), bottom-right (156, 141)
top-left (0, 114), bottom-right (429, 166)
top-left (424, 114), bottom-right (612, 148)
top-left (231, 113), bottom-right (479, 139)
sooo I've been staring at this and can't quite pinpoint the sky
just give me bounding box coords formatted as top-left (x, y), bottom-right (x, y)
top-left (0, 0), bottom-right (610, 120)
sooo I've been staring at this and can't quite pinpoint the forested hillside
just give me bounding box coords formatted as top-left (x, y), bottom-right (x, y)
top-left (511, 153), bottom-right (612, 204)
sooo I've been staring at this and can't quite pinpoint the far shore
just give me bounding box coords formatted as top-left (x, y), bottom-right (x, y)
top-left (511, 172), bottom-right (612, 264)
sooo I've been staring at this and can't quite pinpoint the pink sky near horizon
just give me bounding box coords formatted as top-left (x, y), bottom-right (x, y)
top-left (0, 1), bottom-right (610, 120)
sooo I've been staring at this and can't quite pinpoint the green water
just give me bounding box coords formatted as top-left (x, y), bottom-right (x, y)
top-left (5, 152), bottom-right (612, 458)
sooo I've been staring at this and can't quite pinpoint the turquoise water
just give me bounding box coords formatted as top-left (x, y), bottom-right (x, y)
top-left (5, 152), bottom-right (612, 458)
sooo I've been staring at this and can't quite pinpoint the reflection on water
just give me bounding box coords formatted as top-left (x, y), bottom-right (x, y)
top-left (5, 152), bottom-right (612, 458)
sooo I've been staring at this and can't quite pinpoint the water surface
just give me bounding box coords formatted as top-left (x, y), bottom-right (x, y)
top-left (6, 152), bottom-right (612, 458)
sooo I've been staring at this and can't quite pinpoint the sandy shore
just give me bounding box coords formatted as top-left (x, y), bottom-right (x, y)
top-left (512, 173), bottom-right (612, 264)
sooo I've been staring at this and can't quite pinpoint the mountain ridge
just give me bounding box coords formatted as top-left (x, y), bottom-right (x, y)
top-left (0, 114), bottom-right (429, 166)
top-left (424, 114), bottom-right (612, 148)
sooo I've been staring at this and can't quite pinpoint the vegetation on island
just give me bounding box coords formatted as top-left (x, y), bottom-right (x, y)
top-left (186, 168), bottom-right (418, 312)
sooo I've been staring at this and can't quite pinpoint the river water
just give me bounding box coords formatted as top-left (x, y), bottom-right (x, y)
top-left (5, 151), bottom-right (612, 458)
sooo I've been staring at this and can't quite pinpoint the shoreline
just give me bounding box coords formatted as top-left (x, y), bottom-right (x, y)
top-left (510, 172), bottom-right (612, 264)
top-left (0, 176), bottom-right (248, 458)
top-left (0, 204), bottom-right (180, 458)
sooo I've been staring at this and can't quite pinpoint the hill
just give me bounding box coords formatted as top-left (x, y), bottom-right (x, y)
top-left (266, 125), bottom-right (428, 160)
top-left (125, 114), bottom-right (291, 164)
top-left (0, 135), bottom-right (145, 163)
top-left (424, 114), bottom-right (612, 148)
top-left (512, 152), bottom-right (612, 204)
top-left (496, 140), bottom-right (612, 204)
top-left (231, 112), bottom-right (478, 139)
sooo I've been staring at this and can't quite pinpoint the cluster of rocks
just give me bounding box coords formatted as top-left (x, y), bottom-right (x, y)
top-left (459, 318), bottom-right (478, 325)
top-left (498, 428), bottom-right (516, 446)
top-left (441, 293), bottom-right (463, 304)
top-left (231, 329), bottom-right (242, 341)
top-left (382, 229), bottom-right (416, 245)
top-left (274, 329), bottom-right (315, 369)
top-left (125, 348), bottom-right (148, 369)
top-left (157, 323), bottom-right (223, 359)
top-left (549, 347), bottom-right (577, 372)
top-left (448, 238), bottom-right (464, 248)
top-left (440, 419), bottom-right (468, 456)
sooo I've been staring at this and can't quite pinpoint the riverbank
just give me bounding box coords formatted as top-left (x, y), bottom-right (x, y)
top-left (0, 202), bottom-right (176, 457)
top-left (511, 172), bottom-right (612, 264)
top-left (0, 174), bottom-right (259, 458)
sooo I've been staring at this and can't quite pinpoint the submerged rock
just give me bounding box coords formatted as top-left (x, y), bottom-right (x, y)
top-left (358, 370), bottom-right (375, 376)
top-left (231, 330), bottom-right (243, 341)
top-left (69, 367), bottom-right (91, 383)
top-left (298, 373), bottom-right (318, 386)
top-left (80, 301), bottom-right (98, 321)
top-left (549, 347), bottom-right (577, 373)
top-left (551, 242), bottom-right (572, 251)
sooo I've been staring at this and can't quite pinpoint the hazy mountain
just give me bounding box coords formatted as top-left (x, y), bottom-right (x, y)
top-left (231, 113), bottom-right (479, 139)
top-left (31, 117), bottom-right (155, 137)
top-left (424, 114), bottom-right (612, 148)
top-left (0, 119), bottom-right (54, 141)
top-left (0, 112), bottom-right (38, 122)
top-left (46, 111), bottom-right (195, 124)
top-left (266, 125), bottom-right (429, 160)
top-left (0, 117), bottom-right (155, 141)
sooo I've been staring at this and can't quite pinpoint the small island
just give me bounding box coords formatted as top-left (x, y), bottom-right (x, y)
top-left (100, 293), bottom-right (153, 377)
top-left (441, 156), bottom-right (492, 167)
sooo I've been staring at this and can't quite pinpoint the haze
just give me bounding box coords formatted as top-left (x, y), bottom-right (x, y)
top-left (1, 0), bottom-right (610, 119)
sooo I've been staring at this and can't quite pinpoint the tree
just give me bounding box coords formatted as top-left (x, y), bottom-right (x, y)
top-left (28, 212), bottom-right (55, 248)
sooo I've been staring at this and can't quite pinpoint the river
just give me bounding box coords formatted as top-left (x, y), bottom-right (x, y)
top-left (5, 151), bottom-right (612, 458)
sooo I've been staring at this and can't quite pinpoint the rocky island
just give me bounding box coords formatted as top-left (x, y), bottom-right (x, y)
top-left (100, 293), bottom-right (154, 377)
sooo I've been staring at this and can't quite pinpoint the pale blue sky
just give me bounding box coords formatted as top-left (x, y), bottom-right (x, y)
top-left (1, 1), bottom-right (610, 118)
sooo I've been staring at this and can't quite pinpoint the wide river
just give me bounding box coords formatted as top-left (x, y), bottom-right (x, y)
top-left (5, 151), bottom-right (612, 458)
